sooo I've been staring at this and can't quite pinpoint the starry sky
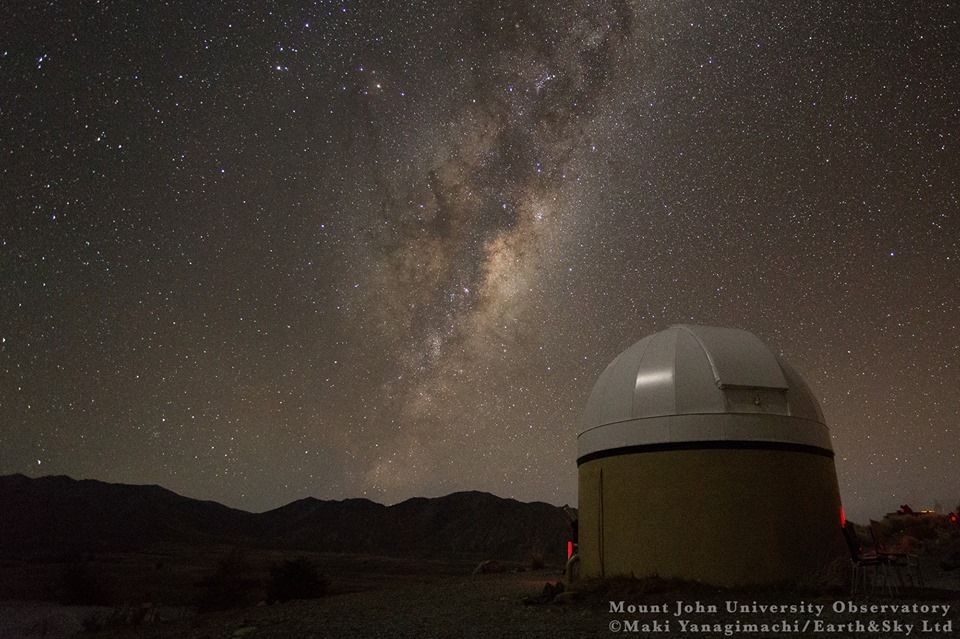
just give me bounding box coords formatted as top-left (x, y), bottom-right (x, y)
top-left (2, 1), bottom-right (958, 522)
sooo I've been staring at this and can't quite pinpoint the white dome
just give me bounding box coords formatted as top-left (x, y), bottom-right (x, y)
top-left (578, 325), bottom-right (832, 462)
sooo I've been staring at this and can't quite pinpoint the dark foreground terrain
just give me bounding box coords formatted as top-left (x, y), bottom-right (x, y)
top-left (3, 474), bottom-right (959, 638)
top-left (3, 559), bottom-right (959, 639)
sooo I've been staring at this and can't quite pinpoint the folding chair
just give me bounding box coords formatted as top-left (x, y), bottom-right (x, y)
top-left (842, 521), bottom-right (895, 595)
top-left (869, 520), bottom-right (923, 588)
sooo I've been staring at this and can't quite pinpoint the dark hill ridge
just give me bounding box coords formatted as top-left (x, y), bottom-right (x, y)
top-left (253, 495), bottom-right (389, 553)
top-left (0, 475), bottom-right (574, 562)
top-left (0, 474), bottom-right (254, 554)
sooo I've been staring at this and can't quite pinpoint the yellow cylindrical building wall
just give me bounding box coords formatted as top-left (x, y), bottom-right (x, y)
top-left (577, 448), bottom-right (845, 586)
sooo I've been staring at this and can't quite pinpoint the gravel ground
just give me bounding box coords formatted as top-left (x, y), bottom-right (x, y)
top-left (83, 571), bottom-right (608, 639)
top-left (5, 567), bottom-right (959, 639)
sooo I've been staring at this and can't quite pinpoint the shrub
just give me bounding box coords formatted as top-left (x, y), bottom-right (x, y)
top-left (60, 561), bottom-right (115, 605)
top-left (197, 548), bottom-right (260, 611)
top-left (528, 548), bottom-right (545, 570)
top-left (267, 558), bottom-right (327, 602)
top-left (525, 538), bottom-right (548, 570)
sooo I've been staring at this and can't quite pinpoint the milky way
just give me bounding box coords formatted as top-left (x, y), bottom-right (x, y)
top-left (2, 1), bottom-right (958, 521)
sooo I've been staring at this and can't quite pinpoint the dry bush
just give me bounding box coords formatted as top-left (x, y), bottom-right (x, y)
top-left (527, 545), bottom-right (546, 570)
top-left (59, 560), bottom-right (116, 605)
top-left (267, 557), bottom-right (328, 602)
top-left (196, 548), bottom-right (260, 611)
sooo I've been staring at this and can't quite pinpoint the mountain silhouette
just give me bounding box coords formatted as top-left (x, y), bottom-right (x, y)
top-left (0, 474), bottom-right (574, 562)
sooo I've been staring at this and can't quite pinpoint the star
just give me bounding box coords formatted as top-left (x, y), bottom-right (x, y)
top-left (0, 1), bottom-right (955, 522)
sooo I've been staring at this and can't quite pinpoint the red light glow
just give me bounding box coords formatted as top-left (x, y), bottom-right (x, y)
top-left (567, 540), bottom-right (574, 559)
top-left (839, 506), bottom-right (846, 526)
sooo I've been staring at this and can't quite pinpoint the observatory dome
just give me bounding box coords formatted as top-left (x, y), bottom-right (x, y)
top-left (574, 324), bottom-right (845, 586)
top-left (578, 324), bottom-right (831, 463)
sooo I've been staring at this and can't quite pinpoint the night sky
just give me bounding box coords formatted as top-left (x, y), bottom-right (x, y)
top-left (2, 1), bottom-right (958, 522)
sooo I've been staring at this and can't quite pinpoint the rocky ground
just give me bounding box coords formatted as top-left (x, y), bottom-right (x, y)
top-left (3, 560), bottom-right (959, 639)
top-left (3, 570), bottom-right (597, 639)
